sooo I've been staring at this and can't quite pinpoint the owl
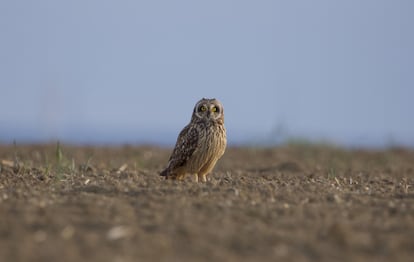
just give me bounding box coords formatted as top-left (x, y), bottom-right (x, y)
top-left (160, 98), bottom-right (227, 182)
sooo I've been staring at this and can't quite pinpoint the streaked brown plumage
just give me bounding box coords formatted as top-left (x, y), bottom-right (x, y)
top-left (160, 98), bottom-right (227, 182)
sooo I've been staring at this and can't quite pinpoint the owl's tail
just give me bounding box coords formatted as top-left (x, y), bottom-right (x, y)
top-left (159, 168), bottom-right (169, 177)
top-left (160, 168), bottom-right (179, 180)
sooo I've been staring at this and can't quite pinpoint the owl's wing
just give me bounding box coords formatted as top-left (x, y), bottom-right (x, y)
top-left (160, 124), bottom-right (199, 176)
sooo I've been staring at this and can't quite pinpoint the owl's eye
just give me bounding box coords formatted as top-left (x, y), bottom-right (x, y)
top-left (199, 105), bottom-right (207, 112)
top-left (211, 106), bottom-right (218, 112)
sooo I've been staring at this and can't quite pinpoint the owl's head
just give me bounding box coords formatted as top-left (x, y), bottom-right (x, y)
top-left (192, 98), bottom-right (224, 124)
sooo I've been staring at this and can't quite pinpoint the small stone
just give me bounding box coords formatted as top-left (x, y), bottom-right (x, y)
top-left (107, 226), bottom-right (130, 240)
top-left (61, 225), bottom-right (75, 239)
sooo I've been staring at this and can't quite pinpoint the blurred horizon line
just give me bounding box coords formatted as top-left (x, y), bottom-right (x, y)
top-left (0, 127), bottom-right (412, 149)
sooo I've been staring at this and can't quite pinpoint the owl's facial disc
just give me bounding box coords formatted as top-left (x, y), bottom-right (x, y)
top-left (193, 98), bottom-right (224, 122)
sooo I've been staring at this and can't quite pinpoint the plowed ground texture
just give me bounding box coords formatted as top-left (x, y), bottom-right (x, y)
top-left (0, 144), bottom-right (413, 262)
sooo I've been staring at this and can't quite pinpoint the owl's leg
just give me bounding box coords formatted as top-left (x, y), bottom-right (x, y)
top-left (198, 159), bottom-right (219, 183)
top-left (193, 174), bottom-right (199, 183)
top-left (197, 173), bottom-right (207, 183)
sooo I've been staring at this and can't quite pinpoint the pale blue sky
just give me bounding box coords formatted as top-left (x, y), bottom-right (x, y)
top-left (1, 1), bottom-right (413, 147)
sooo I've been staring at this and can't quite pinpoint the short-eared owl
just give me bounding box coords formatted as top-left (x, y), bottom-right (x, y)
top-left (160, 98), bottom-right (227, 182)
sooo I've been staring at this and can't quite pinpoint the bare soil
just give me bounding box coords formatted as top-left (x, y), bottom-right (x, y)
top-left (0, 144), bottom-right (413, 262)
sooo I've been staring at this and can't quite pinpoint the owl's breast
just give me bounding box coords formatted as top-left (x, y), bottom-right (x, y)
top-left (198, 124), bottom-right (226, 157)
top-left (184, 123), bottom-right (226, 173)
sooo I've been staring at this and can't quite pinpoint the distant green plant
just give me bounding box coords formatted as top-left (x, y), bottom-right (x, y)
top-left (285, 137), bottom-right (338, 149)
top-left (56, 141), bottom-right (63, 164)
top-left (53, 141), bottom-right (77, 180)
top-left (285, 137), bottom-right (314, 147)
top-left (13, 140), bottom-right (18, 161)
top-left (12, 140), bottom-right (22, 171)
top-left (327, 167), bottom-right (337, 178)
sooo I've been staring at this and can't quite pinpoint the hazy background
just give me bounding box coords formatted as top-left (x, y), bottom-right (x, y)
top-left (1, 0), bottom-right (413, 147)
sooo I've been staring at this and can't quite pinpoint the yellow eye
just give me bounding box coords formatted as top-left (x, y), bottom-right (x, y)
top-left (200, 106), bottom-right (207, 112)
top-left (212, 106), bottom-right (217, 112)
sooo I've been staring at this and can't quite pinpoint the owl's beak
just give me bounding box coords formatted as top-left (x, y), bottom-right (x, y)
top-left (206, 110), bottom-right (211, 118)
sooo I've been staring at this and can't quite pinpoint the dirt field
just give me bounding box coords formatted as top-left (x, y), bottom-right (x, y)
top-left (0, 143), bottom-right (413, 262)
